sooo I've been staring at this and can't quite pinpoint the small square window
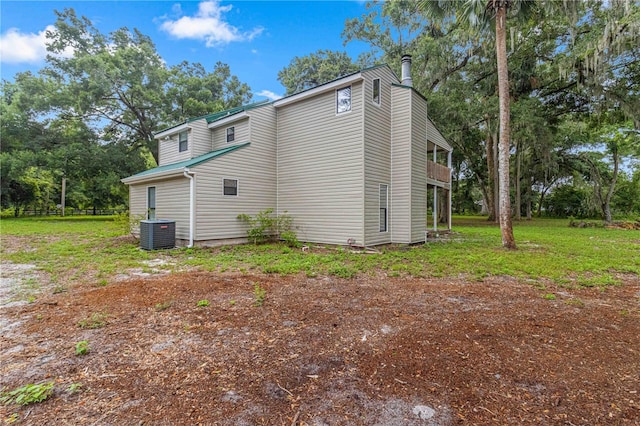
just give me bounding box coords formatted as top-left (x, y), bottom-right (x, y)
top-left (373, 79), bottom-right (380, 105)
top-left (337, 86), bottom-right (351, 114)
top-left (226, 127), bottom-right (235, 143)
top-left (179, 131), bottom-right (188, 152)
top-left (223, 178), bottom-right (238, 196)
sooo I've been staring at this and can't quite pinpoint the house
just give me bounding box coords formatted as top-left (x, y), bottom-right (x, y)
top-left (122, 56), bottom-right (453, 247)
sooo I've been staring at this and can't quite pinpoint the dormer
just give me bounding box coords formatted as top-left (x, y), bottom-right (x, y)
top-left (155, 123), bottom-right (193, 166)
top-left (207, 111), bottom-right (250, 150)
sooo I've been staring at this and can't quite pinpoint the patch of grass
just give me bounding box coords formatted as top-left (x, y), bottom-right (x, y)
top-left (196, 299), bottom-right (210, 308)
top-left (95, 279), bottom-right (108, 287)
top-left (1, 382), bottom-right (54, 406)
top-left (52, 285), bottom-right (67, 294)
top-left (253, 282), bottom-right (266, 307)
top-left (565, 298), bottom-right (585, 307)
top-left (66, 383), bottom-right (83, 394)
top-left (74, 340), bottom-right (90, 356)
top-left (155, 301), bottom-right (172, 311)
top-left (77, 312), bottom-right (107, 329)
top-left (543, 293), bottom-right (556, 300)
top-left (1, 216), bottom-right (637, 289)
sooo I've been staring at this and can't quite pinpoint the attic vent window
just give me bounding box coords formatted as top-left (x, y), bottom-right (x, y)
top-left (226, 126), bottom-right (235, 143)
top-left (337, 86), bottom-right (351, 114)
top-left (179, 131), bottom-right (188, 152)
top-left (373, 78), bottom-right (380, 105)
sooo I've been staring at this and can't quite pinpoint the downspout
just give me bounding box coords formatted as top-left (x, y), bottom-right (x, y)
top-left (183, 168), bottom-right (195, 248)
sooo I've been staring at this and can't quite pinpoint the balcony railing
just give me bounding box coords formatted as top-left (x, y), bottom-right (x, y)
top-left (427, 160), bottom-right (451, 183)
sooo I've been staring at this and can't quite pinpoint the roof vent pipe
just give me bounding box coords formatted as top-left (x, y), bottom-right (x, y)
top-left (401, 54), bottom-right (413, 87)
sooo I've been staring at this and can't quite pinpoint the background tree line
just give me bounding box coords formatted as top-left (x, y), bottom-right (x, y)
top-left (2, 2), bottom-right (639, 229)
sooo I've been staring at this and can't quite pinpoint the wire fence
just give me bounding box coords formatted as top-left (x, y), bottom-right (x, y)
top-left (19, 209), bottom-right (127, 217)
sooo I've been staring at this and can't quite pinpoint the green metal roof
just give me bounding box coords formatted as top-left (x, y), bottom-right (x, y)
top-left (124, 143), bottom-right (250, 181)
top-left (201, 100), bottom-right (270, 124)
top-left (153, 101), bottom-right (271, 136)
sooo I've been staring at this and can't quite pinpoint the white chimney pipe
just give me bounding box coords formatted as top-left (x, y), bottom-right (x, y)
top-left (401, 54), bottom-right (413, 87)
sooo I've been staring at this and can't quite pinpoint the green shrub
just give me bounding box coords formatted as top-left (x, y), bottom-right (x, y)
top-left (197, 299), bottom-right (210, 307)
top-left (75, 340), bottom-right (90, 356)
top-left (237, 208), bottom-right (298, 245)
top-left (78, 312), bottom-right (107, 329)
top-left (1, 382), bottom-right (54, 406)
top-left (253, 283), bottom-right (266, 307)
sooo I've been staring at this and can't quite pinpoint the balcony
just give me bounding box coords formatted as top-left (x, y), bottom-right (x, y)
top-left (427, 160), bottom-right (451, 183)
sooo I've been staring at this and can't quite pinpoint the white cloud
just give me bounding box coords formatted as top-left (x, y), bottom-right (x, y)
top-left (0, 25), bottom-right (74, 64)
top-left (256, 90), bottom-right (282, 101)
top-left (159, 0), bottom-right (263, 47)
top-left (0, 26), bottom-right (51, 64)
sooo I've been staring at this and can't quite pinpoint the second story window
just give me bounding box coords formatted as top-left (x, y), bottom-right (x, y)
top-left (373, 79), bottom-right (381, 105)
top-left (337, 86), bottom-right (351, 114)
top-left (179, 131), bottom-right (188, 152)
top-left (226, 126), bottom-right (235, 143)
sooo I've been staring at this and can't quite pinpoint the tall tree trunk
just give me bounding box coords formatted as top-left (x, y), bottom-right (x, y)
top-left (493, 130), bottom-right (500, 222)
top-left (603, 149), bottom-right (620, 224)
top-left (515, 139), bottom-right (521, 221)
top-left (495, 6), bottom-right (516, 249)
top-left (486, 130), bottom-right (496, 221)
top-left (526, 175), bottom-right (532, 220)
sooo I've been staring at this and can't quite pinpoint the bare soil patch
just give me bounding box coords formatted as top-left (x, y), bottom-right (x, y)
top-left (1, 269), bottom-right (639, 425)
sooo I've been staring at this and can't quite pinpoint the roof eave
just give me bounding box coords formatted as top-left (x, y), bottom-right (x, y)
top-left (154, 123), bottom-right (192, 140)
top-left (121, 168), bottom-right (187, 185)
top-left (207, 111), bottom-right (249, 129)
top-left (273, 73), bottom-right (364, 108)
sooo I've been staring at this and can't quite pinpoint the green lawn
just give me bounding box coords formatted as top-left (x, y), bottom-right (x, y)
top-left (1, 215), bottom-right (638, 289)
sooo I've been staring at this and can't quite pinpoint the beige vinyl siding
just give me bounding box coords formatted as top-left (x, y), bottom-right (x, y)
top-left (155, 177), bottom-right (191, 240)
top-left (195, 105), bottom-right (277, 240)
top-left (362, 67), bottom-right (396, 245)
top-left (212, 117), bottom-right (250, 150)
top-left (427, 118), bottom-right (450, 151)
top-left (189, 119), bottom-right (213, 157)
top-left (158, 132), bottom-right (191, 166)
top-left (128, 184), bottom-right (147, 234)
top-left (410, 91), bottom-right (428, 243)
top-left (390, 85), bottom-right (412, 243)
top-left (277, 81), bottom-right (364, 245)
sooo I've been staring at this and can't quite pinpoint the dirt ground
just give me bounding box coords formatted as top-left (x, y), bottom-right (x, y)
top-left (1, 253), bottom-right (639, 425)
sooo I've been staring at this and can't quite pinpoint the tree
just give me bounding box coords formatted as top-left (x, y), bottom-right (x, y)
top-left (44, 8), bottom-right (252, 161)
top-left (277, 50), bottom-right (360, 95)
top-left (419, 0), bottom-right (536, 248)
top-left (580, 123), bottom-right (639, 223)
top-left (164, 61), bottom-right (252, 123)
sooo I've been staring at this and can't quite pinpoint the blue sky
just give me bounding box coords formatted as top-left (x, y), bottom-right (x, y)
top-left (0, 0), bottom-right (372, 101)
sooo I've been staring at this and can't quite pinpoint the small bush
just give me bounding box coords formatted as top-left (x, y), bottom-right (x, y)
top-left (1, 382), bottom-right (54, 406)
top-left (253, 283), bottom-right (266, 307)
top-left (197, 299), bottom-right (210, 307)
top-left (78, 312), bottom-right (107, 329)
top-left (237, 208), bottom-right (298, 245)
top-left (75, 340), bottom-right (90, 356)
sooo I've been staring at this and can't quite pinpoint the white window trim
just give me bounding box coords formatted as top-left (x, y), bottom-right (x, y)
top-left (222, 177), bottom-right (239, 197)
top-left (379, 183), bottom-right (388, 233)
top-left (226, 126), bottom-right (235, 143)
top-left (372, 78), bottom-right (382, 106)
top-left (336, 85), bottom-right (352, 115)
top-left (147, 186), bottom-right (156, 220)
top-left (178, 130), bottom-right (188, 152)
